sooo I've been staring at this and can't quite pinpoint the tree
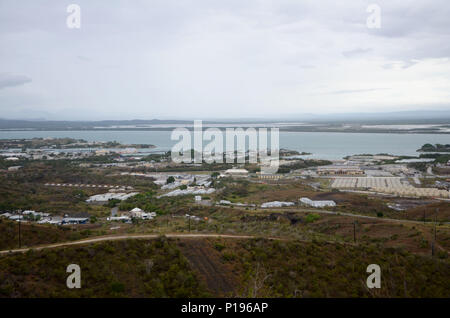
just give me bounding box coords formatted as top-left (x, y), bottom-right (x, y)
top-left (211, 172), bottom-right (220, 179)
top-left (166, 176), bottom-right (175, 184)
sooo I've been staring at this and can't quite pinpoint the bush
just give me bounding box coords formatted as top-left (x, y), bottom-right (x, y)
top-left (166, 176), bottom-right (175, 184)
top-left (104, 199), bottom-right (121, 208)
top-left (305, 214), bottom-right (320, 223)
top-left (110, 282), bottom-right (125, 293)
top-left (222, 252), bottom-right (236, 262)
top-left (211, 172), bottom-right (220, 178)
top-left (214, 242), bottom-right (225, 251)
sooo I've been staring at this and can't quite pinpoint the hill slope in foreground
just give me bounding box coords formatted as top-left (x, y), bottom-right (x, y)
top-left (0, 237), bottom-right (448, 298)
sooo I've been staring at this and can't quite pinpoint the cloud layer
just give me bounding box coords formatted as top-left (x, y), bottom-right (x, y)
top-left (0, 73), bottom-right (32, 90)
top-left (0, 0), bottom-right (449, 119)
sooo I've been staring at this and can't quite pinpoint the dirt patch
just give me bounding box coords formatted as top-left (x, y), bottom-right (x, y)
top-left (177, 239), bottom-right (238, 296)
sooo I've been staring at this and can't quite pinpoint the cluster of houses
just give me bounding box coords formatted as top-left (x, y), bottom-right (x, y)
top-left (0, 210), bottom-right (50, 222)
top-left (0, 210), bottom-right (90, 225)
top-left (107, 207), bottom-right (157, 222)
top-left (1, 149), bottom-right (97, 161)
top-left (149, 173), bottom-right (211, 187)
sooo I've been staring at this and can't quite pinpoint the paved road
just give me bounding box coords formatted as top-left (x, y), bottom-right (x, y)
top-left (0, 233), bottom-right (282, 255)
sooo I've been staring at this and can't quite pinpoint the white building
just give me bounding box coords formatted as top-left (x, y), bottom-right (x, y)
top-left (299, 197), bottom-right (336, 208)
top-left (261, 201), bottom-right (295, 208)
top-left (130, 208), bottom-right (156, 220)
top-left (86, 192), bottom-right (138, 202)
top-left (130, 207), bottom-right (144, 218)
top-left (224, 168), bottom-right (249, 177)
top-left (8, 166), bottom-right (22, 171)
top-left (62, 217), bottom-right (89, 224)
top-left (107, 216), bottom-right (131, 222)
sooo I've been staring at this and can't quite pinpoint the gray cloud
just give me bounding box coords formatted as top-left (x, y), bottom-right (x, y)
top-left (0, 73), bottom-right (32, 89)
top-left (327, 88), bottom-right (390, 95)
top-left (342, 48), bottom-right (372, 58)
top-left (381, 60), bottom-right (419, 69)
top-left (0, 0), bottom-right (449, 119)
top-left (76, 56), bottom-right (91, 62)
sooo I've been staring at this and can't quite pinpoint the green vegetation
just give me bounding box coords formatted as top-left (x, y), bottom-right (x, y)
top-left (166, 176), bottom-right (175, 184)
top-left (117, 191), bottom-right (189, 215)
top-left (0, 238), bottom-right (209, 297)
top-left (211, 172), bottom-right (220, 179)
top-left (305, 213), bottom-right (321, 223)
top-left (223, 239), bottom-right (450, 297)
top-left (418, 143), bottom-right (450, 152)
top-left (1, 141), bottom-right (450, 299)
top-left (0, 219), bottom-right (95, 250)
top-left (0, 138), bottom-right (155, 150)
top-left (0, 237), bottom-right (448, 298)
top-left (277, 160), bottom-right (332, 174)
top-left (419, 153), bottom-right (450, 164)
top-left (408, 162), bottom-right (429, 172)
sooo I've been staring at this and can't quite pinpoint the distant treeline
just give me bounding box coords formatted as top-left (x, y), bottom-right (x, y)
top-left (418, 143), bottom-right (450, 152)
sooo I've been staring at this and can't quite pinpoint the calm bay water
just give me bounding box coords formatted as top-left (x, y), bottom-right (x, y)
top-left (0, 130), bottom-right (449, 160)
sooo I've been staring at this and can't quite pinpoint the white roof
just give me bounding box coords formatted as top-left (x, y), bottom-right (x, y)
top-left (131, 207), bottom-right (143, 212)
top-left (225, 168), bottom-right (248, 173)
top-left (261, 201), bottom-right (295, 208)
top-left (300, 197), bottom-right (336, 206)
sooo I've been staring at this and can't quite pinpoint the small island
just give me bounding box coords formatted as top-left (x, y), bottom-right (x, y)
top-left (0, 138), bottom-right (156, 150)
top-left (417, 143), bottom-right (450, 152)
top-left (279, 149), bottom-right (312, 157)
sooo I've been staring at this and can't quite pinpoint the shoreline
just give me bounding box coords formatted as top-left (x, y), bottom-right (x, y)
top-left (0, 128), bottom-right (449, 134)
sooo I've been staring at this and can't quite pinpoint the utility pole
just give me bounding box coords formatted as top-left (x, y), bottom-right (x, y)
top-left (18, 210), bottom-right (22, 248)
top-left (188, 207), bottom-right (191, 232)
top-left (432, 208), bottom-right (438, 257)
top-left (353, 220), bottom-right (356, 243)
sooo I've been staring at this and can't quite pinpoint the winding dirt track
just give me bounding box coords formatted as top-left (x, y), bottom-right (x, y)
top-left (0, 233), bottom-right (282, 255)
top-left (1, 208), bottom-right (448, 256)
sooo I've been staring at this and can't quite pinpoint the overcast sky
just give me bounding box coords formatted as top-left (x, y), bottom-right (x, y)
top-left (1, 0), bottom-right (450, 120)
